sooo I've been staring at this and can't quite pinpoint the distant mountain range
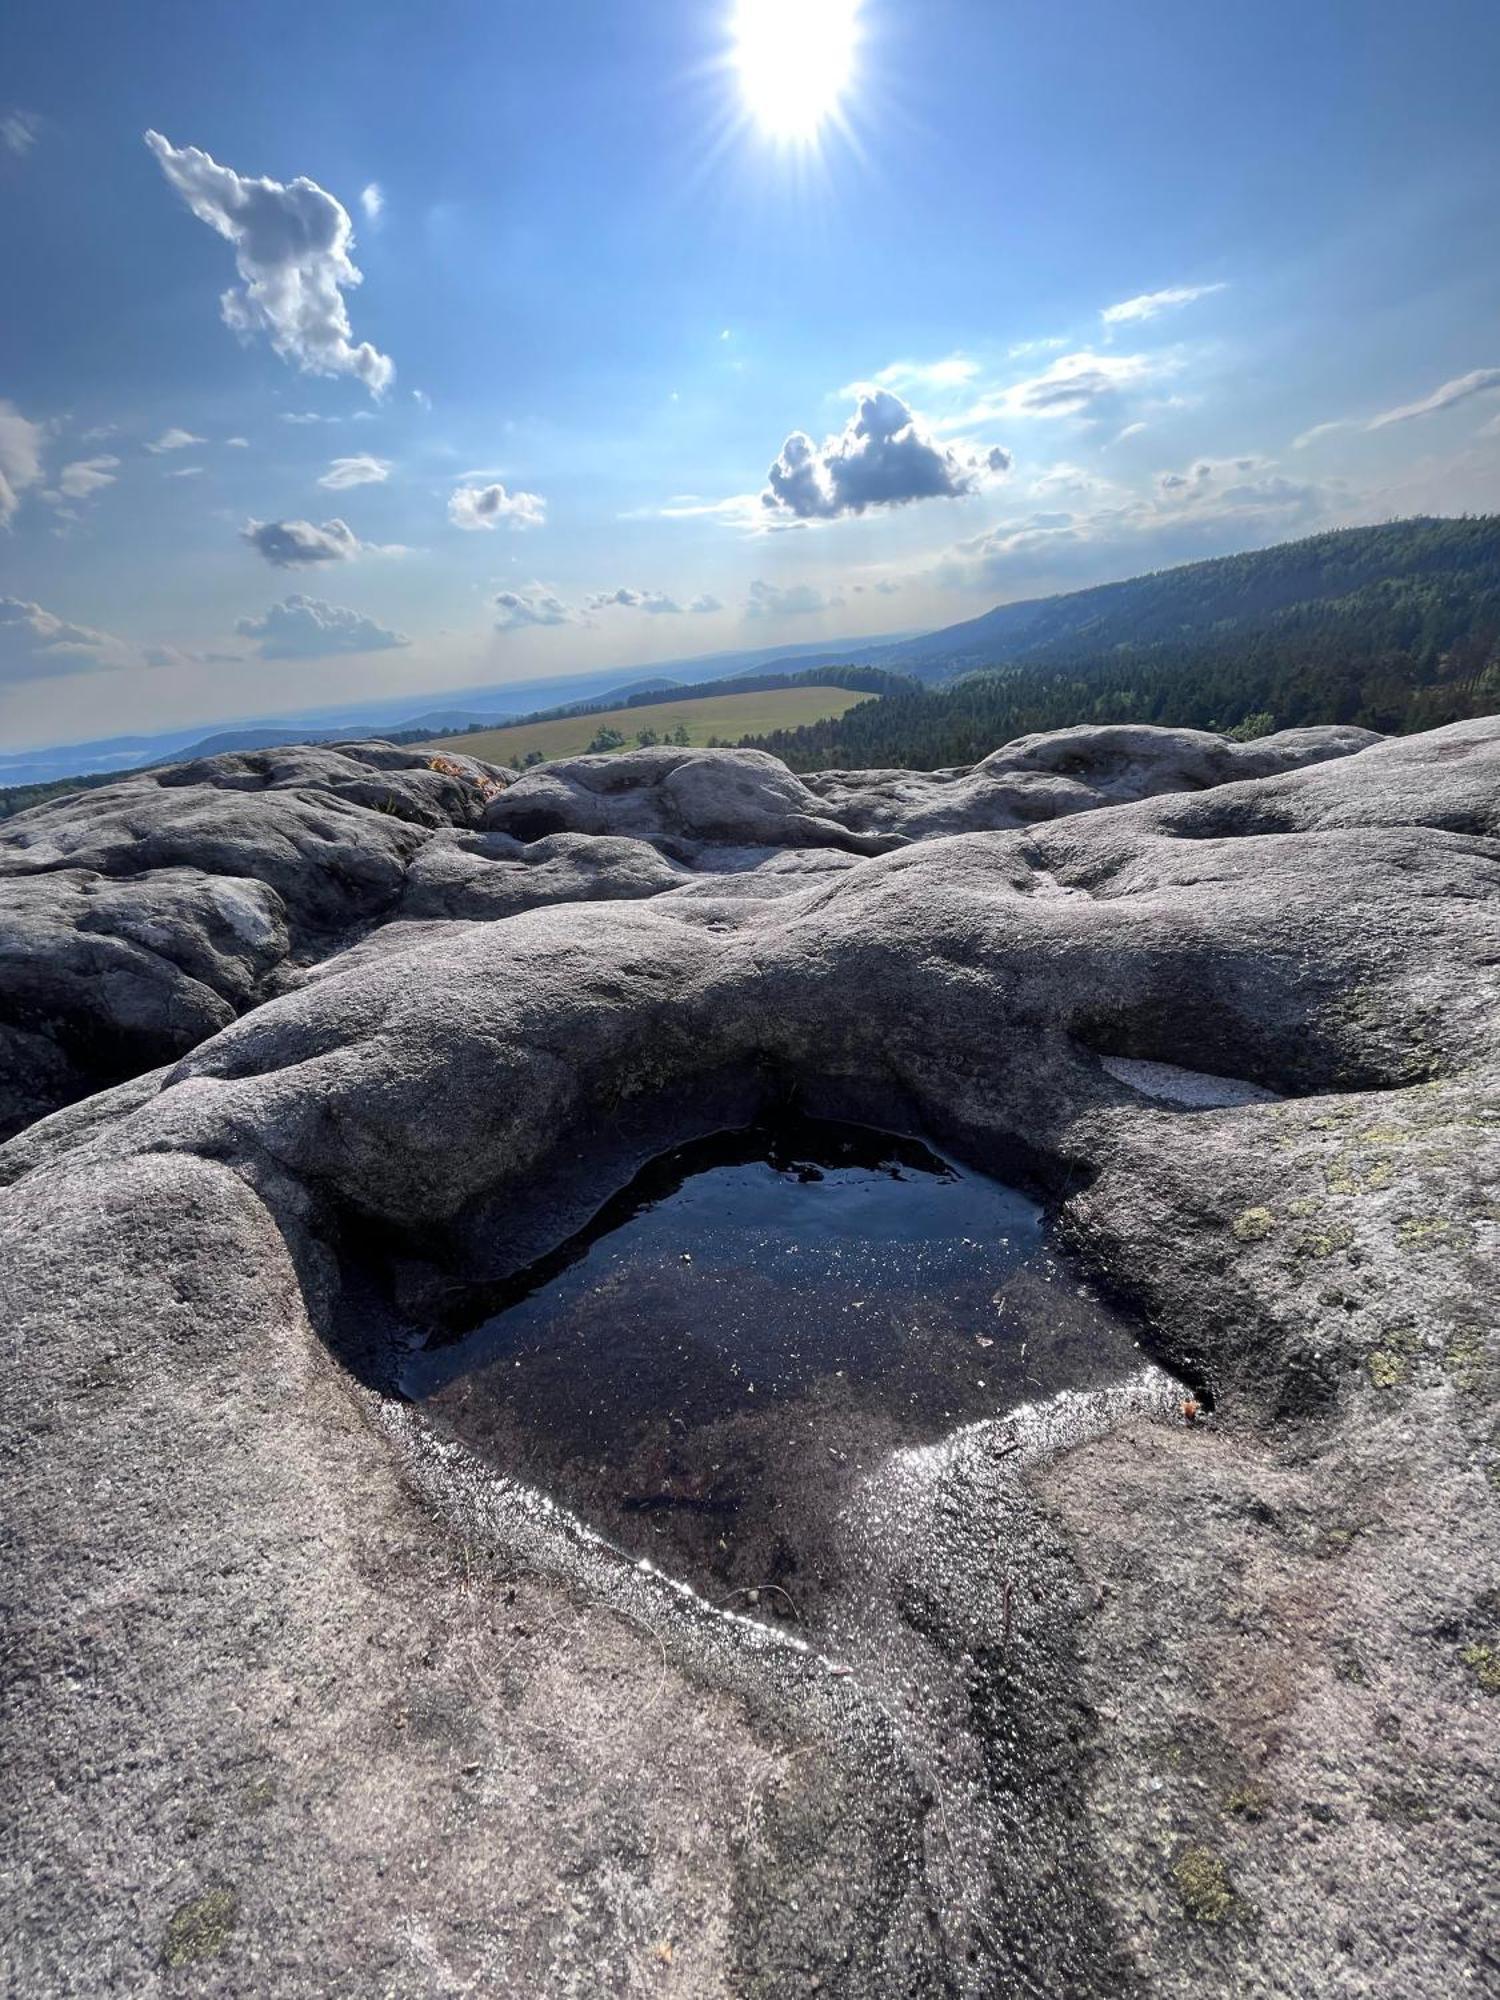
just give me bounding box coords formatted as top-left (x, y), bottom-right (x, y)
top-left (0, 638), bottom-right (914, 789)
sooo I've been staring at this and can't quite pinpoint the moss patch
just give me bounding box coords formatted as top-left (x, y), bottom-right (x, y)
top-left (1395, 1215), bottom-right (1456, 1252)
top-left (1232, 1206), bottom-right (1276, 1244)
top-left (1368, 1350), bottom-right (1410, 1390)
top-left (1225, 1785), bottom-right (1271, 1822)
top-left (162, 1886), bottom-right (238, 1968)
top-left (1174, 1845), bottom-right (1236, 1922)
top-left (1461, 1642), bottom-right (1500, 1695)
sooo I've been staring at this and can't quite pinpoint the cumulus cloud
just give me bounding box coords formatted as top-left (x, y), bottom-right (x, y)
top-left (54, 456), bottom-right (120, 501)
top-left (745, 579), bottom-right (843, 618)
top-left (494, 585), bottom-right (576, 629)
top-left (145, 130), bottom-right (394, 396)
top-left (1101, 283), bottom-right (1227, 326)
top-left (1, 111), bottom-right (40, 157)
top-left (688, 593), bottom-right (724, 614)
top-left (146, 427), bottom-right (206, 453)
top-left (1295, 367), bottom-right (1500, 448)
top-left (318, 454), bottom-right (391, 490)
top-left (761, 388), bottom-right (1009, 522)
top-left (241, 516), bottom-right (360, 567)
top-left (584, 586), bottom-right (691, 615)
top-left (0, 400), bottom-right (46, 525)
top-left (0, 597), bottom-right (133, 682)
top-left (448, 481), bottom-right (546, 530)
top-left (359, 182), bottom-right (384, 224)
top-left (235, 592), bottom-right (408, 659)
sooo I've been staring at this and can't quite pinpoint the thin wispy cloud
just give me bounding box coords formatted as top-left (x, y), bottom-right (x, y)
top-left (145, 427), bottom-right (206, 453)
top-left (1, 110), bottom-right (42, 157)
top-left (963, 349), bottom-right (1163, 423)
top-left (1295, 367), bottom-right (1500, 447)
top-left (0, 400), bottom-right (46, 526)
top-left (1101, 282), bottom-right (1227, 326)
top-left (53, 456), bottom-right (120, 500)
top-left (359, 182), bottom-right (384, 224)
top-left (318, 454), bottom-right (391, 490)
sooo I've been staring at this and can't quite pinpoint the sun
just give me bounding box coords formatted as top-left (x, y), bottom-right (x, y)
top-left (732, 0), bottom-right (861, 144)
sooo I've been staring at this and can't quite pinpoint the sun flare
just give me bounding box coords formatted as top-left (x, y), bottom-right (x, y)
top-left (733, 0), bottom-right (861, 143)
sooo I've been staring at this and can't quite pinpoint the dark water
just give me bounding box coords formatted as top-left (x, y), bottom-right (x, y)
top-left (408, 1119), bottom-right (1145, 1612)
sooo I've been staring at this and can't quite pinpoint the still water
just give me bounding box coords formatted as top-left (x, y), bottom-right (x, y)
top-left (407, 1119), bottom-right (1145, 1610)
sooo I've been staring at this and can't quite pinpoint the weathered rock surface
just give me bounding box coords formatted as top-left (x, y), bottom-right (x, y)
top-left (1, 717), bottom-right (1497, 1997)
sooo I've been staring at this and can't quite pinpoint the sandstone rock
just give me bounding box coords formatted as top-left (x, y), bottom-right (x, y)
top-left (1, 717), bottom-right (1496, 1997)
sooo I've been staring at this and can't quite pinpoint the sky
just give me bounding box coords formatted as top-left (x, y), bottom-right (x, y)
top-left (2, 0), bottom-right (1499, 751)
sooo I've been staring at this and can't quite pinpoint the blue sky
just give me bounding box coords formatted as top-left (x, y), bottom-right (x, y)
top-left (2, 0), bottom-right (1499, 748)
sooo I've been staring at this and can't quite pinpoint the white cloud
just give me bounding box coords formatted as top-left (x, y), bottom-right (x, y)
top-left (145, 130), bottom-right (394, 397)
top-left (583, 586), bottom-right (706, 616)
top-left (1295, 367), bottom-right (1500, 449)
top-left (745, 579), bottom-right (843, 618)
top-left (0, 597), bottom-right (134, 682)
top-left (448, 481), bottom-right (546, 530)
top-left (761, 388), bottom-right (1009, 522)
top-left (0, 400), bottom-right (46, 525)
top-left (865, 355), bottom-right (982, 393)
top-left (54, 456), bottom-right (120, 500)
top-left (236, 592), bottom-right (408, 659)
top-left (688, 593), bottom-right (724, 614)
top-left (280, 411), bottom-right (340, 425)
top-left (318, 453), bottom-right (391, 490)
top-left (1, 111), bottom-right (40, 157)
top-left (938, 457), bottom-right (1340, 593)
top-left (494, 585), bottom-right (576, 629)
top-left (968, 349), bottom-right (1161, 422)
top-left (360, 182), bottom-right (384, 224)
top-left (165, 466), bottom-right (204, 479)
top-left (225, 436), bottom-right (249, 448)
top-left (146, 427), bottom-right (206, 453)
top-left (1101, 283), bottom-right (1227, 326)
top-left (1366, 367), bottom-right (1500, 431)
top-left (241, 516), bottom-right (360, 566)
top-left (1112, 421), bottom-right (1148, 444)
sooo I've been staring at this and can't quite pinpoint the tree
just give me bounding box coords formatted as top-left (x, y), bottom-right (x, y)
top-left (587, 725), bottom-right (627, 753)
top-left (635, 726), bottom-right (660, 747)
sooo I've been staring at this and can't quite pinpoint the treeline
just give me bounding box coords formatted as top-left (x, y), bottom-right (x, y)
top-left (0, 768), bottom-right (120, 822)
top-left (741, 609), bottom-right (1500, 771)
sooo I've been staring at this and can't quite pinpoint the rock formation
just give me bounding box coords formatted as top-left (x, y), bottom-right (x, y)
top-left (2, 718), bottom-right (1496, 1997)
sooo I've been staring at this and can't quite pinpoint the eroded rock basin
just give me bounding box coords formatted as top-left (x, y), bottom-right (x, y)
top-left (404, 1117), bottom-right (1149, 1617)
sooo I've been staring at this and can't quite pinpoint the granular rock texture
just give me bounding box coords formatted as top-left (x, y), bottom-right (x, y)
top-left (1, 717), bottom-right (1496, 1997)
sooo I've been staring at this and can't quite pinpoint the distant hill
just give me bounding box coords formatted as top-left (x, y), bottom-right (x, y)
top-left (742, 516), bottom-right (1500, 769)
top-left (861, 516), bottom-right (1500, 683)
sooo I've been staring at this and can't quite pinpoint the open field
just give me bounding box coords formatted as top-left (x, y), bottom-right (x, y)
top-left (422, 685), bottom-right (872, 766)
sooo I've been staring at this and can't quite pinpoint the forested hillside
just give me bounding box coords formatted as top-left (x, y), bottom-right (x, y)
top-left (744, 517), bottom-right (1500, 769)
top-left (868, 515), bottom-right (1500, 681)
